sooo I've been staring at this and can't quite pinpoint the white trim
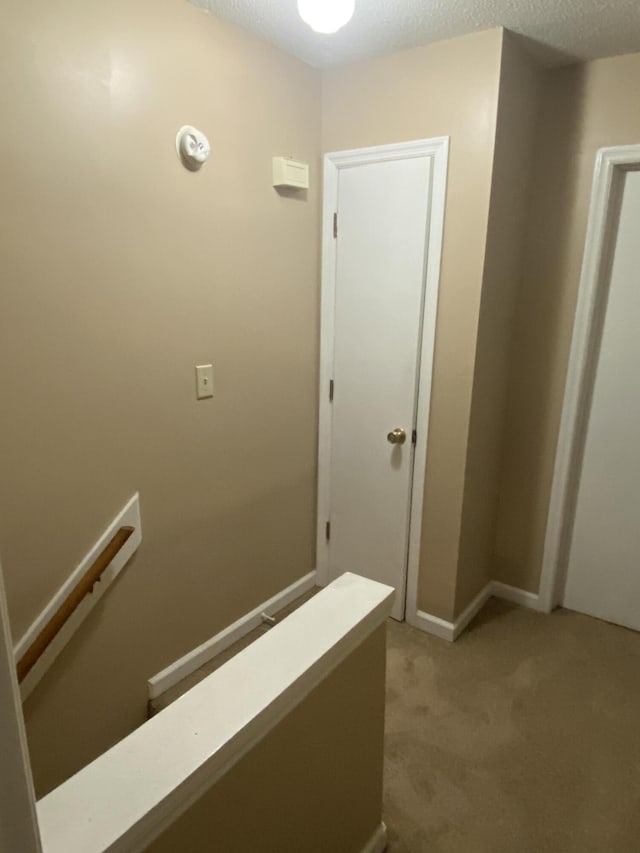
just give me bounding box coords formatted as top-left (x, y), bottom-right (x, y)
top-left (539, 144), bottom-right (640, 613)
top-left (15, 494), bottom-right (142, 701)
top-left (405, 138), bottom-right (449, 627)
top-left (454, 582), bottom-right (493, 637)
top-left (360, 822), bottom-right (388, 853)
top-left (413, 581), bottom-right (492, 642)
top-left (0, 563), bottom-right (42, 852)
top-left (148, 570), bottom-right (317, 701)
top-left (316, 138), bottom-right (450, 624)
top-left (411, 609), bottom-right (457, 642)
top-left (411, 578), bottom-right (543, 642)
top-left (37, 573), bottom-right (394, 853)
top-left (490, 580), bottom-right (542, 611)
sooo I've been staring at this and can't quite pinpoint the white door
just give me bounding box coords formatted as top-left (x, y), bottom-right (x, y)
top-left (562, 168), bottom-right (640, 631)
top-left (324, 153), bottom-right (432, 621)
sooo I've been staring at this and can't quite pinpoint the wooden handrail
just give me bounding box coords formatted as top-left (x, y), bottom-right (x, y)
top-left (17, 526), bottom-right (135, 683)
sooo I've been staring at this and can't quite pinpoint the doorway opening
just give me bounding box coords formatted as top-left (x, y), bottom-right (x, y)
top-left (539, 144), bottom-right (640, 630)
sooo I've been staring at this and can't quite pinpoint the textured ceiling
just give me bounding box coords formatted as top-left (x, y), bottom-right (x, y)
top-left (190, 0), bottom-right (640, 68)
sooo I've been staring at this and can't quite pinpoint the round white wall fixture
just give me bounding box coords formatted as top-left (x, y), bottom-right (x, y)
top-left (297, 0), bottom-right (355, 34)
top-left (176, 126), bottom-right (211, 171)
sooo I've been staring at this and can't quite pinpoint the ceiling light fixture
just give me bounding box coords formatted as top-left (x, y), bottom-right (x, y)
top-left (297, 0), bottom-right (355, 34)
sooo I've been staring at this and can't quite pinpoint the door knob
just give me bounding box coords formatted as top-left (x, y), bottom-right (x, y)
top-left (387, 428), bottom-right (407, 445)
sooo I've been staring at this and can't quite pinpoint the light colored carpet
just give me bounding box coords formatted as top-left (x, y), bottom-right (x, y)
top-left (383, 599), bottom-right (640, 853)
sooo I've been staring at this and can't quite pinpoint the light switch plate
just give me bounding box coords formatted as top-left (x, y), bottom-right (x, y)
top-left (195, 364), bottom-right (214, 399)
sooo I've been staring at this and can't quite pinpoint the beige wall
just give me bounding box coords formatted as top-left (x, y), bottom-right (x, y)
top-left (149, 627), bottom-right (386, 853)
top-left (455, 34), bottom-right (543, 614)
top-left (494, 51), bottom-right (640, 593)
top-left (322, 29), bottom-right (503, 620)
top-left (0, 0), bottom-right (320, 793)
top-left (6, 0), bottom-right (625, 799)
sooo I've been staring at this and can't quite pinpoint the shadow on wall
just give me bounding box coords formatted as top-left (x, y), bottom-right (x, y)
top-left (494, 64), bottom-right (588, 592)
top-left (274, 187), bottom-right (309, 202)
top-left (510, 32), bottom-right (581, 68)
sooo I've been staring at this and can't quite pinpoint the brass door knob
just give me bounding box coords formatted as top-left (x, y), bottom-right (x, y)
top-left (387, 428), bottom-right (407, 445)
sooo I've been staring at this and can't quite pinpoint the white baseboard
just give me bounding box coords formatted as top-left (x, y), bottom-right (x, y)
top-left (15, 494), bottom-right (142, 701)
top-left (360, 822), bottom-right (388, 853)
top-left (409, 608), bottom-right (456, 642)
top-left (410, 578), bottom-right (543, 643)
top-left (454, 582), bottom-right (493, 638)
top-left (410, 582), bottom-right (492, 642)
top-left (490, 580), bottom-right (542, 611)
top-left (148, 570), bottom-right (318, 701)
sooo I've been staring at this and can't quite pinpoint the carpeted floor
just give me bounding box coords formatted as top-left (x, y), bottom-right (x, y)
top-left (383, 599), bottom-right (640, 853)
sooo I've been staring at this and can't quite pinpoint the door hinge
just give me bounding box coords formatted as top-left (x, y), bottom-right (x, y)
top-left (412, 429), bottom-right (417, 445)
top-left (325, 521), bottom-right (331, 541)
top-left (329, 379), bottom-right (334, 402)
top-left (333, 212), bottom-right (338, 239)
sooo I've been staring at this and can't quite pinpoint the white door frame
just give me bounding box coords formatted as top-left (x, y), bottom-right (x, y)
top-left (539, 144), bottom-right (640, 612)
top-left (0, 561), bottom-right (42, 851)
top-left (316, 137), bottom-right (449, 623)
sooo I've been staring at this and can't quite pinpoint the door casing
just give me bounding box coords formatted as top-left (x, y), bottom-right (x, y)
top-left (316, 137), bottom-right (449, 625)
top-left (539, 145), bottom-right (640, 612)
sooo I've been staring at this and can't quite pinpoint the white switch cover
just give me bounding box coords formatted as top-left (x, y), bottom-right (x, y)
top-left (195, 364), bottom-right (214, 399)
